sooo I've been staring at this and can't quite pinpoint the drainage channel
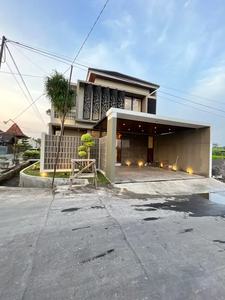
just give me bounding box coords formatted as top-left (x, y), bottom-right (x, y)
top-left (0, 161), bottom-right (35, 188)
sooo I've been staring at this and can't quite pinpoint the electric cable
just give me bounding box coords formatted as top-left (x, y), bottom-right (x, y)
top-left (158, 95), bottom-right (225, 119)
top-left (158, 91), bottom-right (225, 114)
top-left (5, 45), bottom-right (47, 128)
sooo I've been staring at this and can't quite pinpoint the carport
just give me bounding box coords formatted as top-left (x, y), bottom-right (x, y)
top-left (94, 108), bottom-right (212, 183)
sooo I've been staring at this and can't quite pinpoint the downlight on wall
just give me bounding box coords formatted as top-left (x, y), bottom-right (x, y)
top-left (138, 161), bottom-right (143, 167)
top-left (126, 161), bottom-right (131, 166)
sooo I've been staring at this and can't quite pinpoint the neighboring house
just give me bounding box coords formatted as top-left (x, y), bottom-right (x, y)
top-left (47, 68), bottom-right (211, 182)
top-left (0, 124), bottom-right (28, 154)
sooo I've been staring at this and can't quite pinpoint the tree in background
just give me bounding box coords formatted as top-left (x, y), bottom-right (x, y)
top-left (46, 109), bottom-right (51, 116)
top-left (34, 138), bottom-right (41, 147)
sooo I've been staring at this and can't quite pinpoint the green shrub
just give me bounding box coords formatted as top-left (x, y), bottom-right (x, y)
top-left (78, 151), bottom-right (86, 157)
top-left (22, 150), bottom-right (40, 159)
top-left (0, 156), bottom-right (7, 160)
top-left (78, 145), bottom-right (87, 151)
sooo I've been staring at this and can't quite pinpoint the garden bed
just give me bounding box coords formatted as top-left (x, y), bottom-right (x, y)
top-left (23, 163), bottom-right (110, 185)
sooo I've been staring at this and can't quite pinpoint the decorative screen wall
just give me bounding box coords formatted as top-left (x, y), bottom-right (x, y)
top-left (41, 134), bottom-right (99, 172)
top-left (83, 84), bottom-right (125, 121)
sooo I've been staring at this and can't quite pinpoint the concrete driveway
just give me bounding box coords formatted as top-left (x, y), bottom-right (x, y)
top-left (1, 186), bottom-right (225, 300)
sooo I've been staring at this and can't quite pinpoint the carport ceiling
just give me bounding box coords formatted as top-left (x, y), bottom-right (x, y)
top-left (117, 119), bottom-right (194, 135)
top-left (98, 118), bottom-right (195, 135)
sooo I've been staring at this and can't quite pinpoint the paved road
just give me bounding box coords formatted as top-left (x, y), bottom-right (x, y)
top-left (1, 186), bottom-right (225, 300)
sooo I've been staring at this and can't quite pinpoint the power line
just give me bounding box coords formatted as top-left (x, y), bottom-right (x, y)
top-left (8, 39), bottom-right (102, 69)
top-left (160, 84), bottom-right (225, 106)
top-left (9, 41), bottom-right (88, 71)
top-left (6, 61), bottom-right (47, 127)
top-left (5, 44), bottom-right (47, 128)
top-left (0, 70), bottom-right (44, 78)
top-left (64, 0), bottom-right (110, 74)
top-left (158, 91), bottom-right (225, 114)
top-left (11, 43), bottom-right (49, 75)
top-left (158, 95), bottom-right (225, 119)
top-left (13, 94), bottom-right (45, 121)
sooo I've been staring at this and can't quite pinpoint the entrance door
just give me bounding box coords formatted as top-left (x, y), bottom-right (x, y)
top-left (148, 136), bottom-right (154, 163)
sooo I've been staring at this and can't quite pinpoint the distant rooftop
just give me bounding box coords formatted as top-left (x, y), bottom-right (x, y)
top-left (87, 68), bottom-right (160, 89)
top-left (4, 124), bottom-right (28, 138)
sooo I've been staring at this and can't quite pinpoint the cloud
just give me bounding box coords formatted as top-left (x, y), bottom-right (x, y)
top-left (184, 0), bottom-right (191, 8)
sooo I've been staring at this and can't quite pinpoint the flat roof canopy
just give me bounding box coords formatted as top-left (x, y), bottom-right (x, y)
top-left (94, 108), bottom-right (211, 135)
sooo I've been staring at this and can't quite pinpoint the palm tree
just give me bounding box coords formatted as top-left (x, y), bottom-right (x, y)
top-left (45, 70), bottom-right (75, 134)
top-left (44, 69), bottom-right (75, 188)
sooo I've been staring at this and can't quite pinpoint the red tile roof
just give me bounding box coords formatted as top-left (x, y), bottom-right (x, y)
top-left (4, 124), bottom-right (28, 138)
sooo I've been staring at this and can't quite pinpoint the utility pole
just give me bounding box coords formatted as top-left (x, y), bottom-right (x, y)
top-left (0, 36), bottom-right (6, 69)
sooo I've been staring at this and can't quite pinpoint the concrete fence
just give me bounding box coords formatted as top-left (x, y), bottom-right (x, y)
top-left (40, 133), bottom-right (102, 172)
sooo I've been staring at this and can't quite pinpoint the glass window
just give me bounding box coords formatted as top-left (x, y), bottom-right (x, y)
top-left (133, 98), bottom-right (141, 112)
top-left (125, 97), bottom-right (132, 110)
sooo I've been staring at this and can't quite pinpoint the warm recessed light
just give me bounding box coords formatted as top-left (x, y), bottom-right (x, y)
top-left (128, 128), bottom-right (130, 130)
top-left (123, 123), bottom-right (125, 125)
top-left (154, 131), bottom-right (156, 133)
top-left (142, 130), bottom-right (144, 132)
top-left (139, 125), bottom-right (141, 127)
top-left (169, 128), bottom-right (171, 130)
top-left (154, 127), bottom-right (157, 129)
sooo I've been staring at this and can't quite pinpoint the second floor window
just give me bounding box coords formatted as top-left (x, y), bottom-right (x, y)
top-left (125, 97), bottom-right (141, 112)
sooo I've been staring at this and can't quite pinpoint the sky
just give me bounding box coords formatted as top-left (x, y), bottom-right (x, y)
top-left (0, 0), bottom-right (225, 144)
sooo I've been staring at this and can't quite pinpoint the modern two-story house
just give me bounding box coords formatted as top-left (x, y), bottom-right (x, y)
top-left (47, 68), bottom-right (211, 182)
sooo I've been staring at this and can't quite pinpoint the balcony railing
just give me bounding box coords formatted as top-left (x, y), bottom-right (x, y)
top-left (54, 107), bottom-right (76, 120)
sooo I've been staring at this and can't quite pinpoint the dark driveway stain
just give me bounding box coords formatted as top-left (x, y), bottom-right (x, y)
top-left (78, 249), bottom-right (114, 264)
top-left (135, 194), bottom-right (225, 218)
top-left (72, 226), bottom-right (90, 231)
top-left (91, 206), bottom-right (105, 209)
top-left (143, 217), bottom-right (160, 221)
top-left (61, 208), bottom-right (81, 212)
top-left (179, 228), bottom-right (193, 234)
top-left (213, 240), bottom-right (225, 244)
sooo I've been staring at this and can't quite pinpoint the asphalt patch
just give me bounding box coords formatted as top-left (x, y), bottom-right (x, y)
top-left (72, 226), bottom-right (90, 231)
top-left (143, 217), bottom-right (160, 221)
top-left (91, 206), bottom-right (105, 209)
top-left (179, 228), bottom-right (193, 234)
top-left (61, 207), bottom-right (81, 212)
top-left (213, 240), bottom-right (225, 244)
top-left (78, 249), bottom-right (114, 264)
top-left (135, 194), bottom-right (225, 217)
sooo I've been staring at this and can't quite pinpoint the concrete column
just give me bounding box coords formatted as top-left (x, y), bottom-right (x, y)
top-left (106, 116), bottom-right (117, 182)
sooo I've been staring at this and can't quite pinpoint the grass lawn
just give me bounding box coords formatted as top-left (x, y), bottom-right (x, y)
top-left (24, 163), bottom-right (110, 184)
top-left (212, 155), bottom-right (223, 160)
